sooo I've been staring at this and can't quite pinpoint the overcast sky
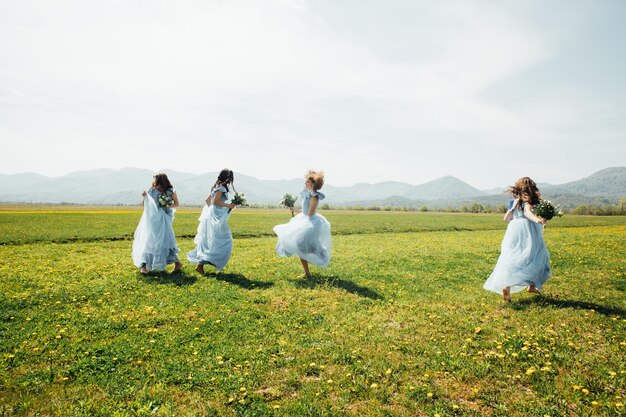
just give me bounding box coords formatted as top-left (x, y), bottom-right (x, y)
top-left (1, 0), bottom-right (624, 188)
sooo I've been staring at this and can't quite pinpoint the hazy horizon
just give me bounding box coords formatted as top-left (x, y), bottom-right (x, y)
top-left (2, 1), bottom-right (625, 188)
top-left (1, 165), bottom-right (623, 190)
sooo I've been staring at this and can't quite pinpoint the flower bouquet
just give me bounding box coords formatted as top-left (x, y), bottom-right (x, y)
top-left (229, 192), bottom-right (248, 212)
top-left (157, 191), bottom-right (175, 208)
top-left (533, 200), bottom-right (563, 221)
top-left (279, 193), bottom-right (298, 217)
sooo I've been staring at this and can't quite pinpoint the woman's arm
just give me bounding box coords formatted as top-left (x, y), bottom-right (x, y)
top-left (141, 190), bottom-right (147, 206)
top-left (307, 196), bottom-right (319, 217)
top-left (524, 204), bottom-right (547, 225)
top-left (204, 194), bottom-right (212, 207)
top-left (170, 191), bottom-right (180, 208)
top-left (213, 190), bottom-right (236, 209)
top-left (503, 199), bottom-right (517, 223)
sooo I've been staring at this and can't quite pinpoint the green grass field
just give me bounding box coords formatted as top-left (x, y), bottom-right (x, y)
top-left (1, 207), bottom-right (625, 416)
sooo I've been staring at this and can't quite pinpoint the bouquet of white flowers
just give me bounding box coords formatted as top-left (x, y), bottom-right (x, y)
top-left (157, 191), bottom-right (175, 208)
top-left (533, 200), bottom-right (563, 220)
top-left (279, 193), bottom-right (298, 217)
top-left (229, 192), bottom-right (248, 212)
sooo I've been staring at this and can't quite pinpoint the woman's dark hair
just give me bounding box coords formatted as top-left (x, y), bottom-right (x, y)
top-left (213, 168), bottom-right (235, 193)
top-left (152, 172), bottom-right (173, 191)
top-left (507, 177), bottom-right (541, 209)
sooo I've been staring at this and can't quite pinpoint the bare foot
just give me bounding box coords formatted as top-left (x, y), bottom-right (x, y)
top-left (502, 287), bottom-right (511, 302)
top-left (195, 264), bottom-right (205, 275)
top-left (300, 259), bottom-right (311, 278)
top-left (172, 262), bottom-right (183, 273)
top-left (140, 266), bottom-right (148, 275)
top-left (527, 285), bottom-right (541, 294)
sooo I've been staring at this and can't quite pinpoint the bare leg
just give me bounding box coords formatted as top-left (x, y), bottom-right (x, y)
top-left (527, 284), bottom-right (541, 294)
top-left (300, 258), bottom-right (311, 278)
top-left (140, 265), bottom-right (148, 275)
top-left (172, 261), bottom-right (183, 273)
top-left (502, 286), bottom-right (511, 302)
top-left (195, 264), bottom-right (205, 275)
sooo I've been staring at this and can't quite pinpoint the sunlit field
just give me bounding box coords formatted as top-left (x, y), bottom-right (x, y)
top-left (1, 207), bottom-right (625, 416)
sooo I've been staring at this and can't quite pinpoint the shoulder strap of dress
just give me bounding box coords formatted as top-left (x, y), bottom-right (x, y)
top-left (312, 191), bottom-right (325, 200)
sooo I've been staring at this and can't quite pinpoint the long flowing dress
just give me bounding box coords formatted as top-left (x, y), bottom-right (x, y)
top-left (186, 185), bottom-right (233, 271)
top-left (483, 200), bottom-right (551, 293)
top-left (274, 189), bottom-right (332, 267)
top-left (131, 187), bottom-right (181, 271)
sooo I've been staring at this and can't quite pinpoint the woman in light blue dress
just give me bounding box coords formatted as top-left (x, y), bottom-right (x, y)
top-left (484, 177), bottom-right (550, 301)
top-left (274, 170), bottom-right (332, 277)
top-left (187, 169), bottom-right (238, 274)
top-left (132, 172), bottom-right (182, 274)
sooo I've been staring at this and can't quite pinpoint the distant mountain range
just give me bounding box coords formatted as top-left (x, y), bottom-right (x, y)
top-left (0, 167), bottom-right (624, 209)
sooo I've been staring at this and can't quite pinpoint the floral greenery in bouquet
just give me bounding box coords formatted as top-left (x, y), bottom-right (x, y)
top-left (279, 193), bottom-right (298, 217)
top-left (533, 200), bottom-right (563, 221)
top-left (157, 191), bottom-right (175, 208)
top-left (229, 192), bottom-right (248, 212)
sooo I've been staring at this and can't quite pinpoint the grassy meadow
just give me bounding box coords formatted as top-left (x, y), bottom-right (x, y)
top-left (1, 206), bottom-right (625, 416)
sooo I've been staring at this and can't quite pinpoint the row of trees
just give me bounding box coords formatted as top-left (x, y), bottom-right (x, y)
top-left (570, 202), bottom-right (626, 215)
top-left (326, 204), bottom-right (508, 213)
top-left (281, 199), bottom-right (626, 215)
top-left (26, 198), bottom-right (625, 215)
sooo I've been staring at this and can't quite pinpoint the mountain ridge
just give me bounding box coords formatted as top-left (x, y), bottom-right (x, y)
top-left (0, 167), bottom-right (624, 208)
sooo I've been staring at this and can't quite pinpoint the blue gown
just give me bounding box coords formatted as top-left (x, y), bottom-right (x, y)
top-left (131, 187), bottom-right (181, 271)
top-left (186, 185), bottom-right (233, 271)
top-left (274, 189), bottom-right (332, 268)
top-left (483, 199), bottom-right (551, 293)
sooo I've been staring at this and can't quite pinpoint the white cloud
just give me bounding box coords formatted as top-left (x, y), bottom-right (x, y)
top-left (0, 0), bottom-right (624, 188)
